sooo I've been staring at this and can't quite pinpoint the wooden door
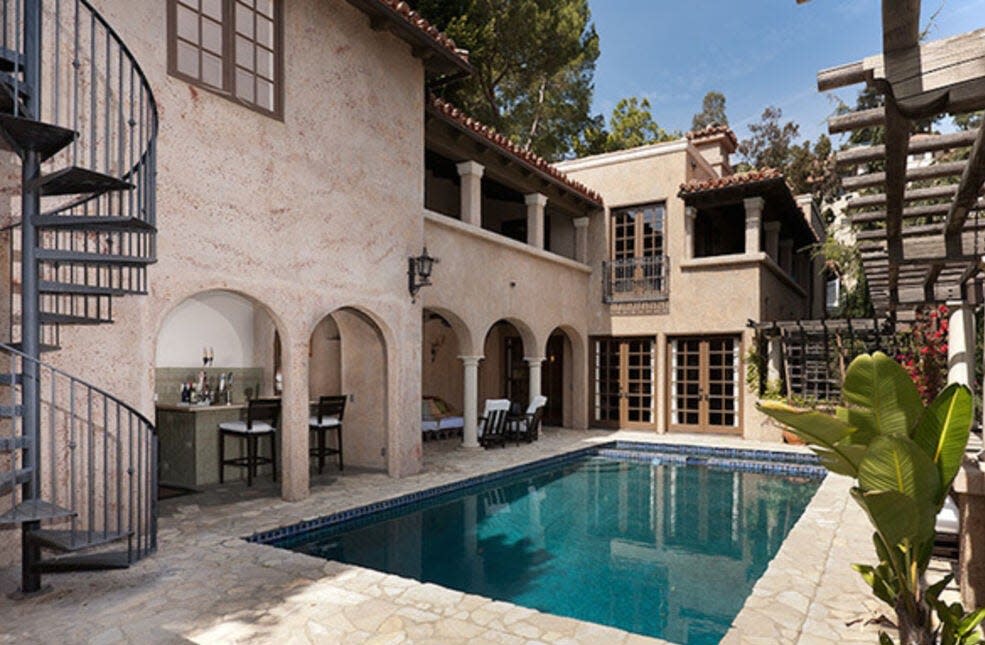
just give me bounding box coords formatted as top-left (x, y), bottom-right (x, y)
top-left (592, 337), bottom-right (656, 429)
top-left (668, 336), bottom-right (741, 434)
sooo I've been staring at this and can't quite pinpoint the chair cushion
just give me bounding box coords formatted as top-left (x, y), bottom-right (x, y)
top-left (219, 420), bottom-right (274, 434)
top-left (309, 415), bottom-right (341, 428)
top-left (422, 419), bottom-right (440, 433)
top-left (438, 416), bottom-right (464, 430)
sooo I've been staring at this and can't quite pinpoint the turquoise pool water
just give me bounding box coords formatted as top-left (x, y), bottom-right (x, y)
top-left (273, 454), bottom-right (821, 644)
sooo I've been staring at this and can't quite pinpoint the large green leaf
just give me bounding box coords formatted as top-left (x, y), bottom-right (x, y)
top-left (837, 406), bottom-right (879, 445)
top-left (913, 383), bottom-right (973, 497)
top-left (853, 488), bottom-right (936, 557)
top-left (842, 352), bottom-right (924, 437)
top-left (858, 435), bottom-right (940, 505)
top-left (757, 401), bottom-right (860, 476)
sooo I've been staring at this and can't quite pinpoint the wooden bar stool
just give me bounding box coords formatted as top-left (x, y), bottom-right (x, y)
top-left (310, 395), bottom-right (347, 474)
top-left (219, 398), bottom-right (281, 486)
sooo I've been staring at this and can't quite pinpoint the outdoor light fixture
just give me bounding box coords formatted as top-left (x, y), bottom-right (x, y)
top-left (408, 246), bottom-right (438, 301)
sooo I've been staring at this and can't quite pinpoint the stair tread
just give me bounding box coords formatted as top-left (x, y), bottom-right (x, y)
top-left (34, 166), bottom-right (132, 197)
top-left (38, 312), bottom-right (111, 326)
top-left (0, 373), bottom-right (22, 385)
top-left (27, 528), bottom-right (131, 553)
top-left (0, 114), bottom-right (75, 161)
top-left (33, 215), bottom-right (155, 233)
top-left (0, 467), bottom-right (31, 492)
top-left (32, 549), bottom-right (131, 573)
top-left (0, 436), bottom-right (29, 452)
top-left (7, 342), bottom-right (60, 353)
top-left (0, 404), bottom-right (23, 418)
top-left (0, 46), bottom-right (24, 72)
top-left (38, 281), bottom-right (129, 297)
top-left (0, 499), bottom-right (76, 526)
top-left (36, 249), bottom-right (155, 266)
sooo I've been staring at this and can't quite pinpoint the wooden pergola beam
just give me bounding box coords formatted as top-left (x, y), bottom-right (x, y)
top-left (847, 185), bottom-right (959, 210)
top-left (850, 199), bottom-right (985, 224)
top-left (856, 219), bottom-right (985, 241)
top-left (836, 130), bottom-right (979, 167)
top-left (883, 0), bottom-right (921, 53)
top-left (842, 161), bottom-right (966, 191)
top-left (944, 123), bottom-right (985, 235)
top-left (829, 107), bottom-right (885, 134)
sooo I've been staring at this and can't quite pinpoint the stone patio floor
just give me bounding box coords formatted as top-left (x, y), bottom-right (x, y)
top-left (0, 429), bottom-right (921, 643)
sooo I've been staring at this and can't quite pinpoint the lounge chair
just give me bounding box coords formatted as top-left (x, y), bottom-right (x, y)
top-left (421, 396), bottom-right (464, 440)
top-left (478, 399), bottom-right (510, 449)
top-left (933, 495), bottom-right (960, 560)
top-left (508, 395), bottom-right (547, 444)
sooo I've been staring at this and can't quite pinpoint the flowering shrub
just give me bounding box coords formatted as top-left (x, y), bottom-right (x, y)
top-left (896, 304), bottom-right (949, 403)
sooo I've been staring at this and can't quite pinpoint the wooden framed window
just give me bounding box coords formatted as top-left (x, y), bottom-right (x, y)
top-left (168, 0), bottom-right (283, 118)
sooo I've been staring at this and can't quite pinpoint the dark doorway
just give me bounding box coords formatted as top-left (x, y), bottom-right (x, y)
top-left (542, 333), bottom-right (565, 425)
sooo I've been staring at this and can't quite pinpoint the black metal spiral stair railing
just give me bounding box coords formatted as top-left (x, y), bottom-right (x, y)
top-left (0, 0), bottom-right (158, 594)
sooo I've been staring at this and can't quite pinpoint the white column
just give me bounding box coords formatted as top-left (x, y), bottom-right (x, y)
top-left (525, 193), bottom-right (547, 249)
top-left (767, 336), bottom-right (783, 383)
top-left (684, 206), bottom-right (697, 260)
top-left (764, 221), bottom-right (780, 261)
top-left (573, 217), bottom-right (590, 263)
top-left (743, 196), bottom-right (764, 254)
top-left (948, 301), bottom-right (975, 390)
top-left (460, 356), bottom-right (482, 448)
top-left (525, 356), bottom-right (544, 404)
top-left (456, 161), bottom-right (484, 227)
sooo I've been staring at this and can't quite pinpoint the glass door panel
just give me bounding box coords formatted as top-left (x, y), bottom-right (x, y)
top-left (669, 336), bottom-right (741, 433)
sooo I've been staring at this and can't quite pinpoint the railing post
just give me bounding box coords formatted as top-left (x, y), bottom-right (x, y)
top-left (20, 0), bottom-right (44, 595)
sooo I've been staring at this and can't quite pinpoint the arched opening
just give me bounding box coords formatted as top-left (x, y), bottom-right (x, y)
top-left (543, 328), bottom-right (574, 427)
top-left (308, 307), bottom-right (389, 472)
top-left (154, 289), bottom-right (281, 488)
top-left (421, 309), bottom-right (465, 441)
top-left (479, 320), bottom-right (530, 410)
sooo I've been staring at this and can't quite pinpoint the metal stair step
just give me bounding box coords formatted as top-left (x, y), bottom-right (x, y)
top-left (0, 404), bottom-right (23, 418)
top-left (0, 499), bottom-right (75, 527)
top-left (26, 529), bottom-right (131, 553)
top-left (0, 46), bottom-right (24, 72)
top-left (0, 467), bottom-right (32, 493)
top-left (31, 550), bottom-right (131, 574)
top-left (0, 113), bottom-right (76, 161)
top-left (33, 215), bottom-right (155, 233)
top-left (38, 281), bottom-right (129, 297)
top-left (0, 436), bottom-right (29, 452)
top-left (0, 373), bottom-right (22, 385)
top-left (38, 312), bottom-right (111, 326)
top-left (33, 166), bottom-right (132, 197)
top-left (36, 249), bottom-right (155, 266)
top-left (7, 342), bottom-right (60, 354)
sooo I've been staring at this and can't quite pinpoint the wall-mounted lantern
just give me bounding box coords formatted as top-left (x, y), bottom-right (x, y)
top-left (408, 246), bottom-right (438, 302)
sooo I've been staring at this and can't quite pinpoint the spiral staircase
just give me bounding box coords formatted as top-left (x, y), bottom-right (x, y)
top-left (0, 0), bottom-right (157, 594)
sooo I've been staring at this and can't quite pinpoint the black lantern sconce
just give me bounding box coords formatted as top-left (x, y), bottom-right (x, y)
top-left (408, 246), bottom-right (438, 301)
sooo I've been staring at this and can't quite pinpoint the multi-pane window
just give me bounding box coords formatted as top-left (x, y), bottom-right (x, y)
top-left (168, 0), bottom-right (282, 117)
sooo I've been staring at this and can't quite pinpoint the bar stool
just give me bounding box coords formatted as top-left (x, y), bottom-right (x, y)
top-left (310, 395), bottom-right (346, 474)
top-left (219, 398), bottom-right (280, 486)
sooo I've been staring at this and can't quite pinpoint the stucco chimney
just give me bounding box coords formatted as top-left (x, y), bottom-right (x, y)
top-left (686, 125), bottom-right (738, 178)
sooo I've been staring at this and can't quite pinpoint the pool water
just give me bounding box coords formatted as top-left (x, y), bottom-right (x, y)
top-left (274, 455), bottom-right (821, 644)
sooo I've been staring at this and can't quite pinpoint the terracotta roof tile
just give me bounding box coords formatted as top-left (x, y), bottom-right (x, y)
top-left (372, 1), bottom-right (467, 63)
top-left (429, 95), bottom-right (603, 206)
top-left (686, 124), bottom-right (739, 149)
top-left (678, 168), bottom-right (784, 196)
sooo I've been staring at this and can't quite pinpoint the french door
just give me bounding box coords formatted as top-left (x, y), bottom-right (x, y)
top-left (593, 337), bottom-right (655, 429)
top-left (609, 204), bottom-right (667, 299)
top-left (669, 336), bottom-right (741, 434)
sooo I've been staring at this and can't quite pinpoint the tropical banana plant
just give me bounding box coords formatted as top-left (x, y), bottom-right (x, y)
top-left (758, 351), bottom-right (983, 645)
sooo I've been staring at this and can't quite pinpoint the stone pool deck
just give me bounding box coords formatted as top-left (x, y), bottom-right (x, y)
top-left (0, 429), bottom-right (896, 644)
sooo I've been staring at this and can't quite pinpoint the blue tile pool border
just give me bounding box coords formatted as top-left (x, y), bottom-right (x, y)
top-left (245, 440), bottom-right (825, 546)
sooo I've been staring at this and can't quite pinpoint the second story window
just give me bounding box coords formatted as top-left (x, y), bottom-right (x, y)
top-left (604, 203), bottom-right (667, 303)
top-left (168, 0), bottom-right (282, 118)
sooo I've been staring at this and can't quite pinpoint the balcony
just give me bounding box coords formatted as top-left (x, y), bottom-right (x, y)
top-left (603, 256), bottom-right (669, 304)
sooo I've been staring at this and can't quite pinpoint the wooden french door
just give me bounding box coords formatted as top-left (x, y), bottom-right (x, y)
top-left (668, 336), bottom-right (741, 434)
top-left (593, 337), bottom-right (656, 429)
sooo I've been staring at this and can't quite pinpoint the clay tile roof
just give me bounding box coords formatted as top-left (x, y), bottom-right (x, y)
top-left (373, 0), bottom-right (465, 60)
top-left (686, 124), bottom-right (739, 149)
top-left (428, 95), bottom-right (603, 206)
top-left (678, 168), bottom-right (784, 196)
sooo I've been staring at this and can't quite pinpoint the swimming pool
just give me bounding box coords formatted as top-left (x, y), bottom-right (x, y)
top-left (254, 443), bottom-right (823, 644)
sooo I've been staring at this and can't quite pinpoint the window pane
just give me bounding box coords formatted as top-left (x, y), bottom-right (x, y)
top-left (201, 51), bottom-right (223, 88)
top-left (201, 0), bottom-right (221, 20)
top-left (256, 16), bottom-right (274, 48)
top-left (236, 4), bottom-right (254, 37)
top-left (256, 77), bottom-right (275, 111)
top-left (176, 4), bottom-right (199, 43)
top-left (235, 68), bottom-right (255, 102)
top-left (177, 0), bottom-right (199, 11)
top-left (256, 0), bottom-right (274, 18)
top-left (201, 17), bottom-right (222, 54)
top-left (176, 40), bottom-right (199, 77)
top-left (236, 35), bottom-right (254, 70)
top-left (256, 47), bottom-right (274, 79)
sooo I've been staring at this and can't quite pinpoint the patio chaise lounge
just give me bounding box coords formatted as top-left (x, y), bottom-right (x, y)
top-left (422, 396), bottom-right (464, 440)
top-left (508, 395), bottom-right (547, 444)
top-left (478, 399), bottom-right (511, 449)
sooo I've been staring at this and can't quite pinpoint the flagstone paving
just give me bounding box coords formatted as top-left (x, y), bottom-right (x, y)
top-left (0, 429), bottom-right (904, 643)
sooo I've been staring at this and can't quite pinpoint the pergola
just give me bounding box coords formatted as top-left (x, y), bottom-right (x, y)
top-left (810, 0), bottom-right (985, 320)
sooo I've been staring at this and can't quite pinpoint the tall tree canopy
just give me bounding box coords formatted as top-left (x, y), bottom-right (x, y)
top-left (691, 91), bottom-right (729, 130)
top-left (573, 97), bottom-right (677, 156)
top-left (415, 0), bottom-right (599, 161)
top-left (736, 106), bottom-right (801, 173)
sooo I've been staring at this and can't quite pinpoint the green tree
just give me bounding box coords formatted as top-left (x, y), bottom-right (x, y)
top-left (954, 111), bottom-right (984, 131)
top-left (573, 97), bottom-right (677, 156)
top-left (736, 106), bottom-right (801, 172)
top-left (691, 91), bottom-right (729, 130)
top-left (416, 0), bottom-right (599, 161)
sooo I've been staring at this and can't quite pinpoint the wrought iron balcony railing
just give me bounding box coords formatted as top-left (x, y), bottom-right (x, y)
top-left (603, 255), bottom-right (669, 304)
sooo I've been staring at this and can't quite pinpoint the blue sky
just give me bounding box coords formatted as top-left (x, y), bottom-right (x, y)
top-left (588, 0), bottom-right (985, 146)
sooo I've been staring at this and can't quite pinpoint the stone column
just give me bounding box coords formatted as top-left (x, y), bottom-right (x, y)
top-left (573, 216), bottom-right (590, 263)
top-left (743, 196), bottom-right (765, 254)
top-left (767, 336), bottom-right (783, 384)
top-left (947, 300), bottom-right (975, 390)
top-left (764, 221), bottom-right (780, 261)
top-left (526, 356), bottom-right (544, 405)
top-left (525, 193), bottom-right (547, 250)
top-left (279, 330), bottom-right (309, 502)
top-left (684, 206), bottom-right (697, 260)
top-left (456, 161), bottom-right (484, 227)
top-left (460, 356), bottom-right (482, 448)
